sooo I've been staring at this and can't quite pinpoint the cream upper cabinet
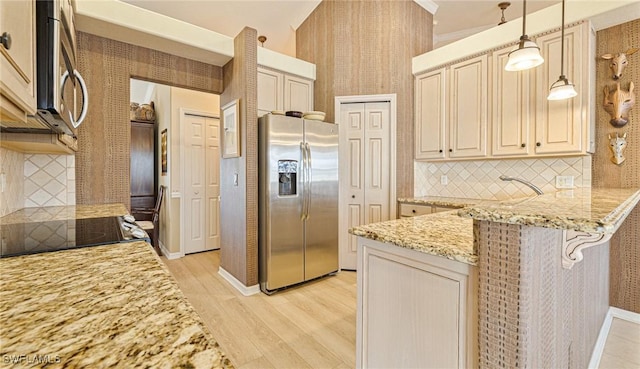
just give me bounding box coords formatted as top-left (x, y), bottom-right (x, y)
top-left (415, 68), bottom-right (446, 160)
top-left (284, 74), bottom-right (313, 113)
top-left (257, 67), bottom-right (314, 117)
top-left (416, 22), bottom-right (594, 161)
top-left (491, 45), bottom-right (532, 157)
top-left (257, 67), bottom-right (283, 117)
top-left (0, 0), bottom-right (36, 123)
top-left (534, 23), bottom-right (589, 155)
top-left (449, 55), bottom-right (488, 159)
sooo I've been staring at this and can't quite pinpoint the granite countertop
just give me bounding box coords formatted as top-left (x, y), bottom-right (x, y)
top-left (458, 187), bottom-right (640, 234)
top-left (397, 196), bottom-right (485, 208)
top-left (0, 241), bottom-right (233, 368)
top-left (1, 204), bottom-right (129, 224)
top-left (0, 204), bottom-right (233, 368)
top-left (349, 211), bottom-right (476, 265)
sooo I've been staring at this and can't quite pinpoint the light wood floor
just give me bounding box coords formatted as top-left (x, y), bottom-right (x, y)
top-left (598, 317), bottom-right (640, 369)
top-left (162, 251), bottom-right (640, 369)
top-left (161, 251), bottom-right (357, 369)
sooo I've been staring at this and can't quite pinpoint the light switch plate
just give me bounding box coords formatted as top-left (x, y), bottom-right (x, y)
top-left (555, 176), bottom-right (574, 189)
top-left (440, 175), bottom-right (448, 185)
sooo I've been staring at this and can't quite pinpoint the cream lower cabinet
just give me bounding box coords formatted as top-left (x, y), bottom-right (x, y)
top-left (257, 67), bottom-right (314, 117)
top-left (415, 55), bottom-right (488, 160)
top-left (0, 0), bottom-right (37, 125)
top-left (356, 237), bottom-right (478, 369)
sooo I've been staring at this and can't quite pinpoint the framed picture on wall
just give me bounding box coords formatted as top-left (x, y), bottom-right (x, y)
top-left (161, 129), bottom-right (168, 175)
top-left (222, 99), bottom-right (240, 158)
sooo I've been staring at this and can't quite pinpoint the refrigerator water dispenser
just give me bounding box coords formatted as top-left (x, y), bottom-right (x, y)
top-left (278, 160), bottom-right (297, 196)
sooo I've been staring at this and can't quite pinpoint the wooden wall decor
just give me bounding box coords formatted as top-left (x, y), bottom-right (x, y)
top-left (593, 18), bottom-right (640, 314)
top-left (608, 132), bottom-right (628, 165)
top-left (603, 81), bottom-right (635, 127)
top-left (601, 48), bottom-right (638, 80)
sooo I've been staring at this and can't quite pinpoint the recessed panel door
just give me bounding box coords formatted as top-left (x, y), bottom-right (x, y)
top-left (339, 101), bottom-right (391, 270)
top-left (184, 115), bottom-right (205, 254)
top-left (205, 117), bottom-right (221, 250)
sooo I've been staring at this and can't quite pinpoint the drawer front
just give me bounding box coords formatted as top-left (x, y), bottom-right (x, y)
top-left (399, 204), bottom-right (432, 217)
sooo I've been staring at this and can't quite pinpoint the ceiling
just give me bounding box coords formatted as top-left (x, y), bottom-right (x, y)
top-left (121, 0), bottom-right (561, 56)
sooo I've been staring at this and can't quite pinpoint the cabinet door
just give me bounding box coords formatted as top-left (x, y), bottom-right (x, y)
top-left (357, 239), bottom-right (476, 369)
top-left (492, 45), bottom-right (531, 157)
top-left (449, 55), bottom-right (488, 158)
top-left (0, 0), bottom-right (36, 122)
top-left (534, 24), bottom-right (584, 154)
top-left (415, 68), bottom-right (447, 160)
top-left (284, 74), bottom-right (313, 113)
top-left (257, 68), bottom-right (283, 117)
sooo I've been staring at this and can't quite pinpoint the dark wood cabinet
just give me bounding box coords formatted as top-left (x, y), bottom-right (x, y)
top-left (130, 120), bottom-right (157, 220)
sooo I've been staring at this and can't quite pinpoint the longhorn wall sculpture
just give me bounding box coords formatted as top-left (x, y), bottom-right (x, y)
top-left (601, 48), bottom-right (638, 80)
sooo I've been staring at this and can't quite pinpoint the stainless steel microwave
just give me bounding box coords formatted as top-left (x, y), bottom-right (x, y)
top-left (35, 0), bottom-right (87, 137)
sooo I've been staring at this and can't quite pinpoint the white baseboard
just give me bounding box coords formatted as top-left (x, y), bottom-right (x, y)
top-left (159, 240), bottom-right (183, 260)
top-left (588, 306), bottom-right (640, 368)
top-left (218, 267), bottom-right (260, 296)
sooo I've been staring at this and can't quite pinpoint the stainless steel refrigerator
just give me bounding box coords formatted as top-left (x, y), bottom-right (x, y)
top-left (259, 114), bottom-right (339, 294)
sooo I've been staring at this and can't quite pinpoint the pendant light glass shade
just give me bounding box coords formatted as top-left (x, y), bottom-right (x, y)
top-left (548, 75), bottom-right (577, 100)
top-left (505, 38), bottom-right (544, 71)
top-left (505, 0), bottom-right (544, 71)
top-left (547, 0), bottom-right (577, 100)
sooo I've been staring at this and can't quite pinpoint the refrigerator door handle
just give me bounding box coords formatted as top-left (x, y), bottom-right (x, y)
top-left (305, 142), bottom-right (312, 219)
top-left (300, 142), bottom-right (308, 220)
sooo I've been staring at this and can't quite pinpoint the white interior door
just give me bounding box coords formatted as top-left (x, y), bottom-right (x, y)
top-left (206, 117), bottom-right (221, 250)
top-left (183, 113), bottom-right (220, 254)
top-left (339, 101), bottom-right (391, 270)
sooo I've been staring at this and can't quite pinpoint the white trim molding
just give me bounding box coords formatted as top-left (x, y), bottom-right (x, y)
top-left (589, 307), bottom-right (640, 369)
top-left (159, 240), bottom-right (183, 260)
top-left (218, 267), bottom-right (261, 296)
top-left (561, 230), bottom-right (612, 269)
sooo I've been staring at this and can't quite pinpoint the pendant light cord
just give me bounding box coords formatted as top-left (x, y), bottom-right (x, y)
top-left (560, 0), bottom-right (565, 78)
top-left (521, 0), bottom-right (527, 42)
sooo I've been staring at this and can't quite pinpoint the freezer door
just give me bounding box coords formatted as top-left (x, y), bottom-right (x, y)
top-left (259, 115), bottom-right (305, 291)
top-left (304, 120), bottom-right (339, 280)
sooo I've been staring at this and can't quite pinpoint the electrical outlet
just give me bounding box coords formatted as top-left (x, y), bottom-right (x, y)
top-left (441, 175), bottom-right (448, 185)
top-left (555, 176), bottom-right (574, 189)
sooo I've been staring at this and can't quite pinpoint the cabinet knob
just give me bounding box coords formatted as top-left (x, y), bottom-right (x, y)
top-left (351, 195), bottom-right (355, 199)
top-left (412, 209), bottom-right (416, 213)
top-left (521, 143), bottom-right (526, 148)
top-left (449, 148), bottom-right (453, 152)
top-left (1, 32), bottom-right (11, 50)
top-left (536, 142), bottom-right (541, 147)
top-left (439, 149), bottom-right (443, 153)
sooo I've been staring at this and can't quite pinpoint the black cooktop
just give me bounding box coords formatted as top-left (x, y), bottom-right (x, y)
top-left (0, 217), bottom-right (128, 258)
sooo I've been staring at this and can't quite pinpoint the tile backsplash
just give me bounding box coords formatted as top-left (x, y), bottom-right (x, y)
top-left (24, 154), bottom-right (76, 208)
top-left (0, 148), bottom-right (25, 216)
top-left (415, 156), bottom-right (592, 200)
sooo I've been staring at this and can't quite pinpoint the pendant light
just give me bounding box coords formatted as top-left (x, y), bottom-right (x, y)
top-left (505, 0), bottom-right (544, 71)
top-left (547, 0), bottom-right (577, 100)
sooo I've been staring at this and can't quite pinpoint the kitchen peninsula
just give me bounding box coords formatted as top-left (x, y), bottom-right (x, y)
top-left (352, 188), bottom-right (640, 369)
top-left (0, 204), bottom-right (233, 368)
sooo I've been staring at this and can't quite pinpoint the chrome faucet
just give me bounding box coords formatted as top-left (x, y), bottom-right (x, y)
top-left (499, 175), bottom-right (544, 195)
